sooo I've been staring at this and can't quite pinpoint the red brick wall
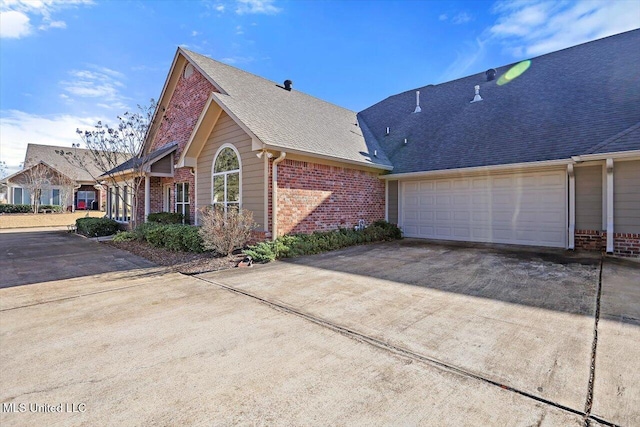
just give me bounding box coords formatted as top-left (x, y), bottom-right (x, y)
top-left (575, 230), bottom-right (605, 252)
top-left (150, 66), bottom-right (216, 157)
top-left (574, 230), bottom-right (640, 257)
top-left (615, 233), bottom-right (640, 257)
top-left (275, 159), bottom-right (385, 236)
top-left (140, 61), bottom-right (213, 224)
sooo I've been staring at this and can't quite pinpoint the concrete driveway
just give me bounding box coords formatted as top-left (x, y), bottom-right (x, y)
top-left (1, 233), bottom-right (638, 426)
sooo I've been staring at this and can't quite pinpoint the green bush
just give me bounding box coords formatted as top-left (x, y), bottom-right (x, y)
top-left (76, 217), bottom-right (119, 237)
top-left (147, 212), bottom-right (184, 224)
top-left (134, 223), bottom-right (204, 252)
top-left (113, 231), bottom-right (136, 242)
top-left (180, 225), bottom-right (204, 253)
top-left (245, 221), bottom-right (402, 263)
top-left (132, 222), bottom-right (159, 241)
top-left (0, 204), bottom-right (33, 213)
top-left (145, 225), bottom-right (167, 248)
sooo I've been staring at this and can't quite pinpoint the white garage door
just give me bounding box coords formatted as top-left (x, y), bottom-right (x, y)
top-left (401, 169), bottom-right (567, 248)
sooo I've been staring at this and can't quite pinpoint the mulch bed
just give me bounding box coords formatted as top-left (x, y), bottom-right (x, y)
top-left (105, 240), bottom-right (244, 274)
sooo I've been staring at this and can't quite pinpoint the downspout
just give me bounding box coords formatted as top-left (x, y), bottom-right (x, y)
top-left (271, 151), bottom-right (286, 241)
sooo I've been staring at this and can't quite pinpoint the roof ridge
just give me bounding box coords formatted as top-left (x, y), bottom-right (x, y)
top-left (180, 48), bottom-right (358, 115)
top-left (585, 121), bottom-right (640, 155)
top-left (363, 28), bottom-right (640, 111)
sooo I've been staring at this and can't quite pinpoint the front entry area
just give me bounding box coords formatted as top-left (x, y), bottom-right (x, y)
top-left (401, 169), bottom-right (567, 248)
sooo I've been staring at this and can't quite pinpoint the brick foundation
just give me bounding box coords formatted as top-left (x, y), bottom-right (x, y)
top-left (575, 230), bottom-right (640, 257)
top-left (275, 159), bottom-right (385, 236)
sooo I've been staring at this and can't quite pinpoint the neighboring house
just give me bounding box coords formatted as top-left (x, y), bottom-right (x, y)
top-left (4, 144), bottom-right (107, 211)
top-left (109, 29), bottom-right (639, 256)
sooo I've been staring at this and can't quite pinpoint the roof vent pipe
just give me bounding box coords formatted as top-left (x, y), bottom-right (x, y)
top-left (284, 79), bottom-right (293, 91)
top-left (413, 90), bottom-right (422, 113)
top-left (486, 69), bottom-right (497, 81)
top-left (470, 85), bottom-right (483, 103)
top-left (385, 127), bottom-right (390, 135)
top-left (404, 138), bottom-right (408, 144)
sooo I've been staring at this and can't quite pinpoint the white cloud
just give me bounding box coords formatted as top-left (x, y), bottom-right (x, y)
top-left (191, 30), bottom-right (199, 36)
top-left (490, 0), bottom-right (640, 57)
top-left (0, 110), bottom-right (103, 171)
top-left (438, 14), bottom-right (447, 21)
top-left (440, 37), bottom-right (487, 82)
top-left (235, 25), bottom-right (243, 34)
top-left (60, 66), bottom-right (129, 110)
top-left (0, 10), bottom-right (31, 38)
top-left (452, 11), bottom-right (473, 24)
top-left (0, 0), bottom-right (93, 38)
top-left (215, 4), bottom-right (224, 12)
top-left (235, 0), bottom-right (280, 15)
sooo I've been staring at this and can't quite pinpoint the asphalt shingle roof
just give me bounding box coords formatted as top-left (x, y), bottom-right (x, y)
top-left (103, 142), bottom-right (177, 176)
top-left (181, 49), bottom-right (392, 170)
top-left (23, 144), bottom-right (106, 182)
top-left (358, 29), bottom-right (640, 174)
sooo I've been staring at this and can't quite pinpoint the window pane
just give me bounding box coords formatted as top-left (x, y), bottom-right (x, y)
top-left (214, 148), bottom-right (239, 173)
top-left (176, 184), bottom-right (183, 203)
top-left (184, 183), bottom-right (189, 202)
top-left (213, 176), bottom-right (224, 203)
top-left (14, 188), bottom-right (22, 204)
top-left (53, 189), bottom-right (60, 205)
top-left (227, 172), bottom-right (239, 202)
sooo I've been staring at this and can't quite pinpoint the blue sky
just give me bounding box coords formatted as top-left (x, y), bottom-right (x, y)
top-left (1, 0), bottom-right (639, 174)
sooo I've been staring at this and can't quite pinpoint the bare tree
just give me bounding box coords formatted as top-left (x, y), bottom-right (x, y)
top-left (19, 162), bottom-right (52, 213)
top-left (57, 99), bottom-right (156, 227)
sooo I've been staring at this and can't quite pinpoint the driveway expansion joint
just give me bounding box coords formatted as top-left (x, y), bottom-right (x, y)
top-left (583, 257), bottom-right (604, 427)
top-left (192, 273), bottom-right (616, 426)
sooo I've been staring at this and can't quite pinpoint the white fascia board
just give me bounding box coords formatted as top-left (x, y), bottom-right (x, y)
top-left (262, 144), bottom-right (393, 172)
top-left (379, 158), bottom-right (571, 180)
top-left (574, 150), bottom-right (640, 162)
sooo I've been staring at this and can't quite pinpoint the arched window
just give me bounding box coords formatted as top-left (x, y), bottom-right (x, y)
top-left (212, 145), bottom-right (241, 211)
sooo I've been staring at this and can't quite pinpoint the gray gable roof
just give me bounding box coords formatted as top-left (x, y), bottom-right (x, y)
top-left (180, 49), bottom-right (392, 170)
top-left (359, 29), bottom-right (640, 175)
top-left (23, 144), bottom-right (104, 182)
top-left (102, 142), bottom-right (177, 177)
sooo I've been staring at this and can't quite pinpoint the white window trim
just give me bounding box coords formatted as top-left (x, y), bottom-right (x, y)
top-left (175, 182), bottom-right (190, 224)
top-left (211, 143), bottom-right (242, 210)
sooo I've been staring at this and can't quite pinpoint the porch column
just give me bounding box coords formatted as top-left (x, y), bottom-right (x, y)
top-left (567, 163), bottom-right (575, 250)
top-left (606, 159), bottom-right (614, 253)
top-left (144, 175), bottom-right (150, 222)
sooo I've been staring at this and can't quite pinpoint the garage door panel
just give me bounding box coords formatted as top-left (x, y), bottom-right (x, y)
top-left (402, 170), bottom-right (567, 248)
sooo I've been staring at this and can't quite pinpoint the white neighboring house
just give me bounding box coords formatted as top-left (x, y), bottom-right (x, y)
top-left (2, 144), bottom-right (107, 211)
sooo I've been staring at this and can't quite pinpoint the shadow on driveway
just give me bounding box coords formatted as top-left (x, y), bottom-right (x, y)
top-left (277, 238), bottom-right (603, 318)
top-left (0, 230), bottom-right (155, 288)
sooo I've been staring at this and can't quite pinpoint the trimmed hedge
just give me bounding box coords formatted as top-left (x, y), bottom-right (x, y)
top-left (245, 220), bottom-right (402, 263)
top-left (132, 222), bottom-right (204, 252)
top-left (76, 217), bottom-right (119, 237)
top-left (147, 212), bottom-right (184, 224)
top-left (0, 204), bottom-right (63, 213)
top-left (0, 204), bottom-right (33, 213)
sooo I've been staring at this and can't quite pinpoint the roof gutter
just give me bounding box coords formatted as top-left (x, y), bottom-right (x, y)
top-left (571, 149), bottom-right (640, 162)
top-left (262, 144), bottom-right (393, 172)
top-left (378, 158), bottom-right (572, 180)
top-left (271, 151), bottom-right (286, 241)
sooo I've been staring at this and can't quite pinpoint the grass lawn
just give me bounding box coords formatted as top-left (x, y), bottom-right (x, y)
top-left (0, 211), bottom-right (105, 229)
